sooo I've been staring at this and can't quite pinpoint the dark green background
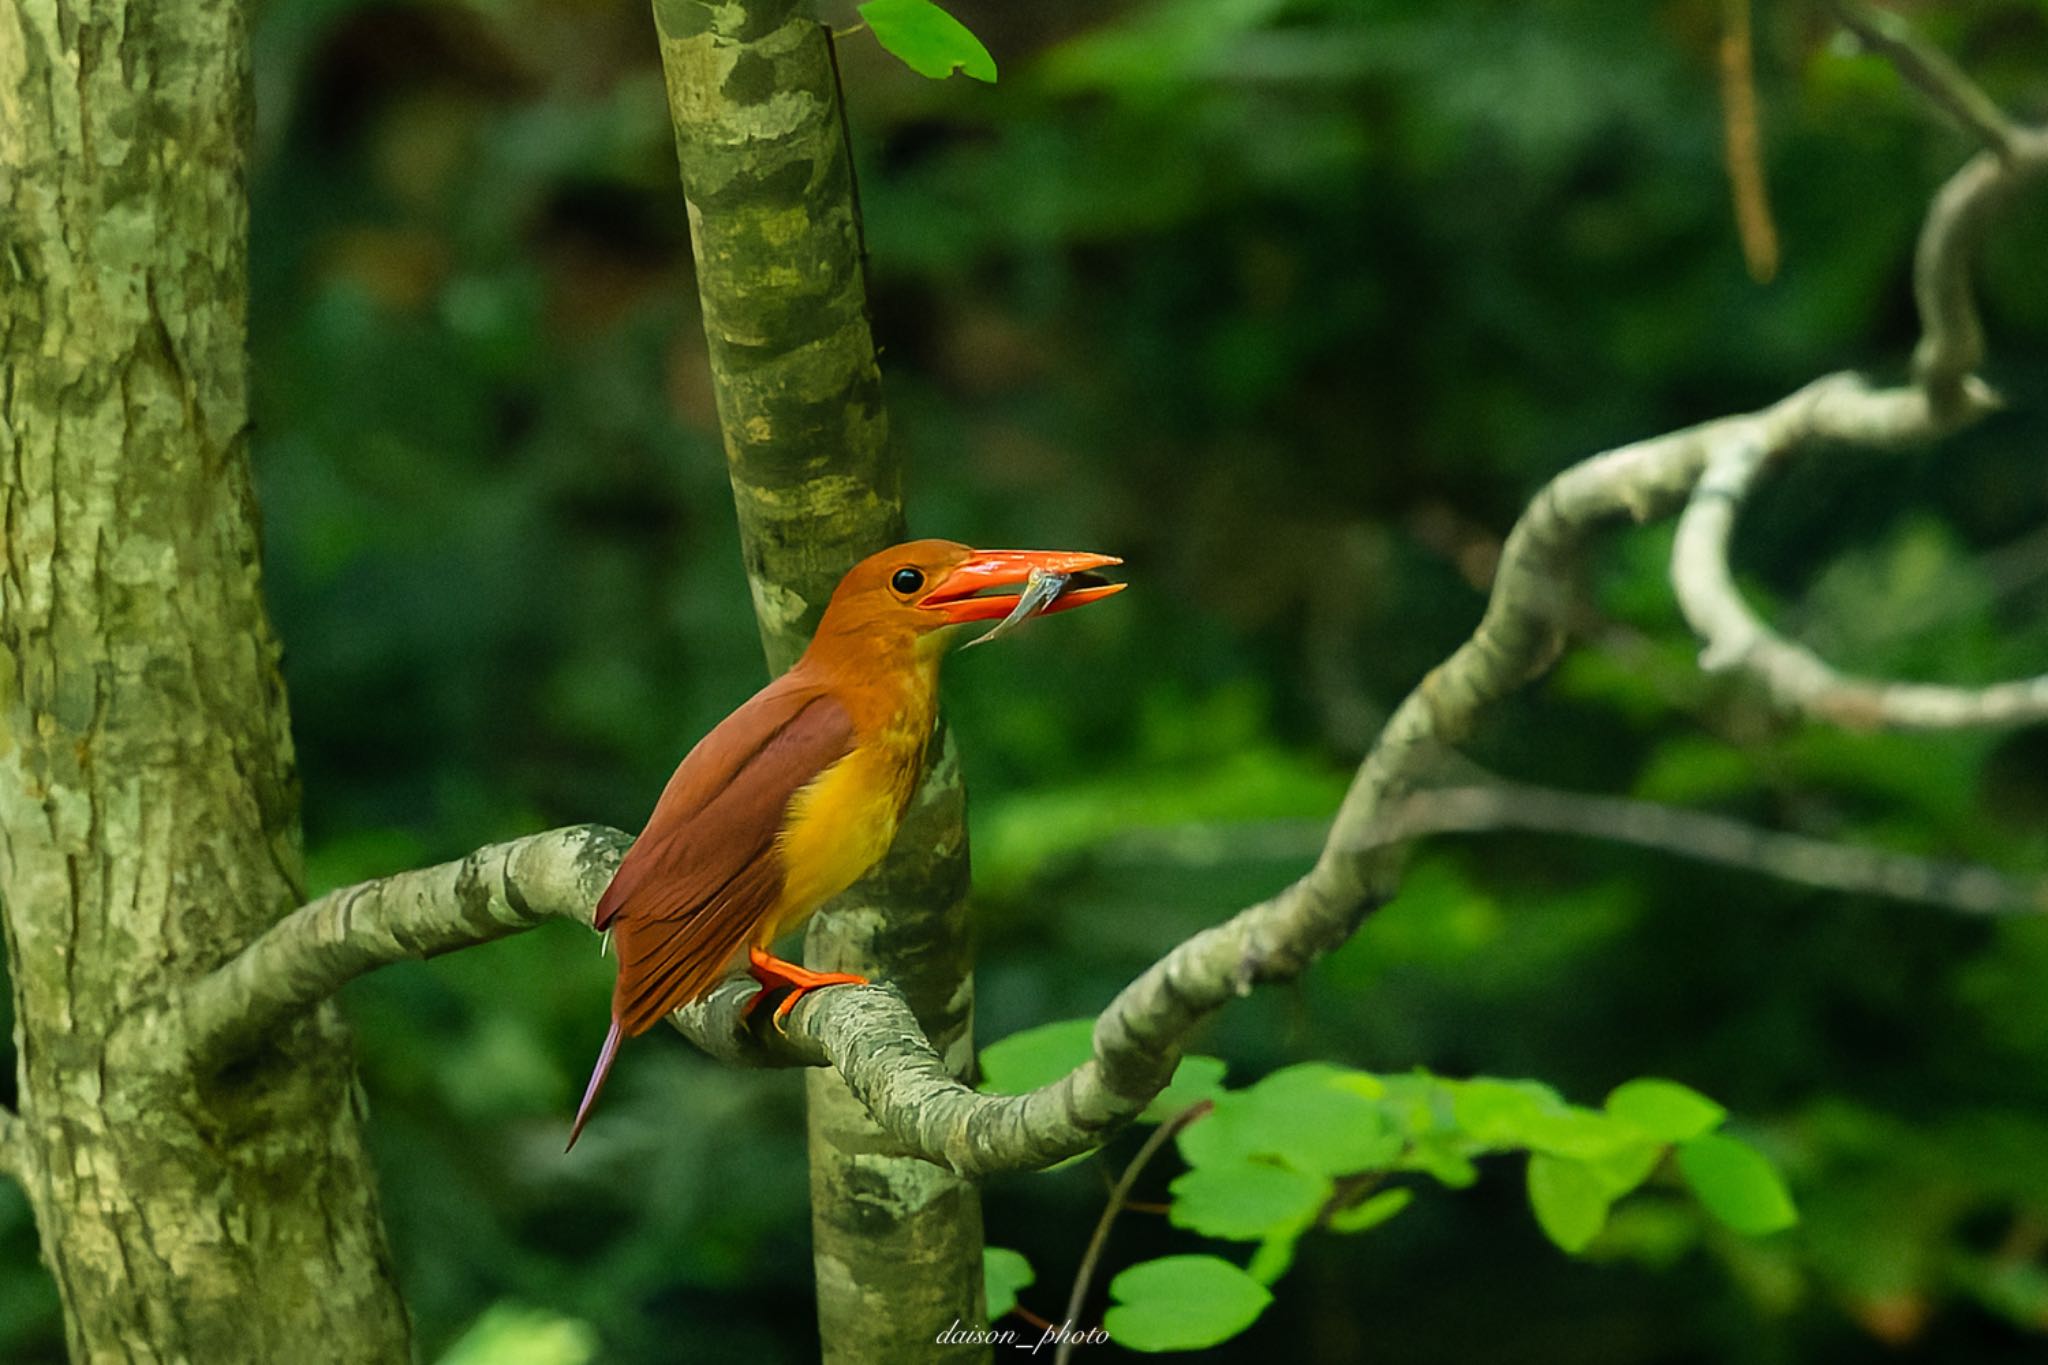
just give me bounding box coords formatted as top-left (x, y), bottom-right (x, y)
top-left (5, 0), bottom-right (2048, 1360)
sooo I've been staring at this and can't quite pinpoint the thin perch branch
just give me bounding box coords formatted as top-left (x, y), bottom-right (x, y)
top-left (1718, 0), bottom-right (1780, 281)
top-left (1825, 0), bottom-right (2018, 158)
top-left (1911, 132), bottom-right (2048, 412)
top-left (1096, 780), bottom-right (2046, 918)
top-left (1380, 784), bottom-right (2045, 916)
top-left (1053, 1102), bottom-right (1212, 1365)
top-left (1819, 1), bottom-right (2048, 411)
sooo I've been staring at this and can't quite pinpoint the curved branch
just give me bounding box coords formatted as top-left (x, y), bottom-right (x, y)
top-left (179, 825), bottom-right (633, 1070)
top-left (1670, 94), bottom-right (2048, 725)
top-left (1672, 420), bottom-right (2048, 727)
top-left (1913, 131), bottom-right (2048, 413)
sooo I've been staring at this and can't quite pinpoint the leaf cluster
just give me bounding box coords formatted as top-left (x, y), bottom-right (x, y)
top-left (981, 1023), bottom-right (1796, 1350)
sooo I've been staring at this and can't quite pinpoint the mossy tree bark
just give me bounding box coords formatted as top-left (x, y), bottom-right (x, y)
top-left (651, 1), bottom-right (989, 1359)
top-left (0, 1), bottom-right (410, 1359)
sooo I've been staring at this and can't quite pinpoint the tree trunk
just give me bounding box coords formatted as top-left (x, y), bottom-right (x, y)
top-left (0, 1), bottom-right (411, 1359)
top-left (650, 2), bottom-right (989, 1359)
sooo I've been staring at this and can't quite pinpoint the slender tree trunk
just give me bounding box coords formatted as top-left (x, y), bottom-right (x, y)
top-left (651, 2), bottom-right (989, 1359)
top-left (0, 1), bottom-right (410, 1359)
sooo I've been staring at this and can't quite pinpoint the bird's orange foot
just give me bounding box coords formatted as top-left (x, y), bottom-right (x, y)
top-left (744, 946), bottom-right (869, 1026)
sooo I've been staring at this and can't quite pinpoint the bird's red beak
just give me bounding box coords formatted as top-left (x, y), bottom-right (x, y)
top-left (920, 549), bottom-right (1125, 625)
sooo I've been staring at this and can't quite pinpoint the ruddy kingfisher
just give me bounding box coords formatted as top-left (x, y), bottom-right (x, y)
top-left (567, 539), bottom-right (1123, 1148)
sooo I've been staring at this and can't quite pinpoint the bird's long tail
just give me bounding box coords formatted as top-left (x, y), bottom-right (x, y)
top-left (566, 1018), bottom-right (622, 1152)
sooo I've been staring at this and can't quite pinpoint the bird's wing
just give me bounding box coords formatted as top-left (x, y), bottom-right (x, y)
top-left (597, 680), bottom-right (855, 1036)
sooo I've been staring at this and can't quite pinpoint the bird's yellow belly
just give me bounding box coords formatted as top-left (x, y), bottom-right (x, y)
top-left (762, 733), bottom-right (924, 945)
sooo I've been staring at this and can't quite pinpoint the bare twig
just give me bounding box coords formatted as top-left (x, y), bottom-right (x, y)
top-left (1825, 0), bottom-right (2018, 157)
top-left (1009, 1303), bottom-right (1058, 1333)
top-left (1826, 2), bottom-right (2047, 411)
top-left (1054, 1103), bottom-right (1211, 1365)
top-left (1911, 134), bottom-right (2048, 411)
top-left (1379, 783), bottom-right (2044, 916)
top-left (1719, 0), bottom-right (1780, 281)
top-left (1094, 778), bottom-right (2045, 917)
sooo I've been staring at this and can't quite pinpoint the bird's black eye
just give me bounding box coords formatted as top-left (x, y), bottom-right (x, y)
top-left (891, 566), bottom-right (925, 596)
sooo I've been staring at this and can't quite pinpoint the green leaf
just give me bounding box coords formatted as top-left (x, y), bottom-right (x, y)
top-left (1518, 1109), bottom-right (1647, 1160)
top-left (1606, 1079), bottom-right (1727, 1142)
top-left (1579, 1139), bottom-right (1665, 1201)
top-left (1527, 1154), bottom-right (1614, 1254)
top-left (1262, 1062), bottom-right (1386, 1101)
top-left (1677, 1135), bottom-right (1799, 1235)
top-left (1139, 1054), bottom-right (1228, 1123)
top-left (1104, 1256), bottom-right (1273, 1353)
top-left (1246, 1234), bottom-right (1298, 1286)
top-left (859, 0), bottom-right (997, 82)
top-left (1449, 1077), bottom-right (1643, 1159)
top-left (1168, 1162), bottom-right (1330, 1242)
top-left (436, 1305), bottom-right (597, 1365)
top-left (1402, 1138), bottom-right (1480, 1189)
top-left (1327, 1187), bottom-right (1413, 1234)
top-left (983, 1247), bottom-right (1035, 1321)
top-left (1449, 1078), bottom-right (1565, 1147)
top-left (1634, 736), bottom-right (1758, 805)
top-left (1179, 1066), bottom-right (1400, 1176)
top-left (978, 1018), bottom-right (1093, 1094)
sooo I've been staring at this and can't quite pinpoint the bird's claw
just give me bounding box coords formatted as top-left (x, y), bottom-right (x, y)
top-left (743, 947), bottom-right (868, 1030)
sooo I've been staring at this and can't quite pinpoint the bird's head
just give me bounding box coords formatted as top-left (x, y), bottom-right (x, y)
top-left (814, 538), bottom-right (1124, 654)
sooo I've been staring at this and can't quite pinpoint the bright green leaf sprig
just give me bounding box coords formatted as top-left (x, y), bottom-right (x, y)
top-left (978, 1021), bottom-right (1798, 1352)
top-left (982, 1247), bottom-right (1034, 1321)
top-left (1104, 1256), bottom-right (1272, 1353)
top-left (858, 0), bottom-right (997, 82)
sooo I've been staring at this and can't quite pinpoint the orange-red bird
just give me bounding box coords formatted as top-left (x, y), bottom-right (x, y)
top-left (567, 539), bottom-right (1122, 1148)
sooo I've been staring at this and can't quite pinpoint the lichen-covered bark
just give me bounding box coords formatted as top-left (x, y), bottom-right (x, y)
top-left (0, 1), bottom-right (410, 1358)
top-left (802, 739), bottom-right (986, 1362)
top-left (651, 1), bottom-right (987, 1360)
top-left (653, 0), bottom-right (901, 663)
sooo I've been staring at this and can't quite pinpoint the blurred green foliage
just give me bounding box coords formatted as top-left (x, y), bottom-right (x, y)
top-left (984, 1024), bottom-right (1796, 1350)
top-left (5, 0), bottom-right (2048, 1360)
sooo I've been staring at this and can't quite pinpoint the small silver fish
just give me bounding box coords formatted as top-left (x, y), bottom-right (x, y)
top-left (963, 568), bottom-right (1070, 648)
